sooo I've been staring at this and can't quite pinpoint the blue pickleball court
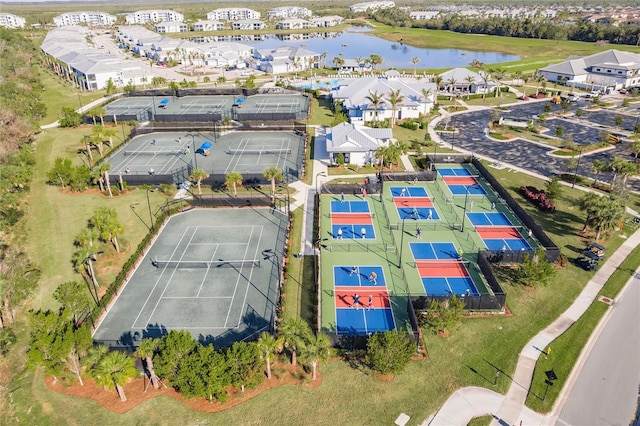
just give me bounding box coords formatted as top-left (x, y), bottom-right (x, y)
top-left (448, 185), bottom-right (488, 195)
top-left (332, 224), bottom-right (375, 239)
top-left (398, 207), bottom-right (440, 220)
top-left (336, 307), bottom-right (396, 335)
top-left (438, 168), bottom-right (473, 176)
top-left (484, 238), bottom-right (532, 251)
top-left (410, 242), bottom-right (459, 260)
top-left (330, 200), bottom-right (370, 213)
top-left (467, 212), bottom-right (513, 226)
top-left (334, 266), bottom-right (385, 287)
top-left (421, 277), bottom-right (479, 297)
top-left (389, 186), bottom-right (428, 197)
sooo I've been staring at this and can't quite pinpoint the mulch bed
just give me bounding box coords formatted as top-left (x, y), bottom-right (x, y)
top-left (45, 363), bottom-right (320, 414)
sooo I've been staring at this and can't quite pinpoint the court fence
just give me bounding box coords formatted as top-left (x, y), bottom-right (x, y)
top-left (190, 192), bottom-right (273, 208)
top-left (379, 170), bottom-right (436, 183)
top-left (472, 158), bottom-right (561, 263)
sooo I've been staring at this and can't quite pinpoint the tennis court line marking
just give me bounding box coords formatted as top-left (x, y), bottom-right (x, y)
top-left (195, 242), bottom-right (220, 297)
top-left (130, 226), bottom-right (195, 329)
top-left (224, 225), bottom-right (262, 328)
top-left (233, 226), bottom-right (264, 328)
top-left (163, 296), bottom-right (232, 299)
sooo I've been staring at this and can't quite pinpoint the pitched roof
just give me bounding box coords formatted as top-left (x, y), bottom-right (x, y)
top-left (541, 49), bottom-right (640, 75)
top-left (326, 122), bottom-right (392, 153)
top-left (332, 76), bottom-right (436, 110)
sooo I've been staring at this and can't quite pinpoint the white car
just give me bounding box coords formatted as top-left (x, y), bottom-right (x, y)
top-left (240, 70), bottom-right (253, 77)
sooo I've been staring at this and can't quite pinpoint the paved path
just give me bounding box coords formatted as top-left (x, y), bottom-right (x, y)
top-left (424, 228), bottom-right (640, 426)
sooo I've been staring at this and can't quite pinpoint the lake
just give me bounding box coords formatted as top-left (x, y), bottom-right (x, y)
top-left (189, 27), bottom-right (520, 69)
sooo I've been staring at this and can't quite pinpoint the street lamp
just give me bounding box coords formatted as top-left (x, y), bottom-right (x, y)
top-left (461, 184), bottom-right (480, 232)
top-left (571, 145), bottom-right (584, 189)
top-left (451, 117), bottom-right (455, 150)
top-left (146, 187), bottom-right (157, 230)
top-left (398, 210), bottom-right (419, 268)
top-left (186, 133), bottom-right (198, 169)
top-left (315, 171), bottom-right (326, 195)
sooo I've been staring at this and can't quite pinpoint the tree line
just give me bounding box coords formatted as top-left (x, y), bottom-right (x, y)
top-left (369, 8), bottom-right (640, 46)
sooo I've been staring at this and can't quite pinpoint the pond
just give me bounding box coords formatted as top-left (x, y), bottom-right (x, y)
top-left (189, 27), bottom-right (520, 69)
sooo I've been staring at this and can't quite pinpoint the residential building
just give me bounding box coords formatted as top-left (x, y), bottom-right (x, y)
top-left (410, 11), bottom-right (440, 20)
top-left (0, 13), bottom-right (26, 29)
top-left (310, 16), bottom-right (344, 28)
top-left (350, 1), bottom-right (395, 13)
top-left (538, 49), bottom-right (640, 91)
top-left (331, 71), bottom-right (436, 123)
top-left (41, 26), bottom-right (146, 91)
top-left (267, 7), bottom-right (312, 20)
top-left (276, 18), bottom-right (310, 30)
top-left (232, 20), bottom-right (265, 31)
top-left (326, 122), bottom-right (393, 166)
top-left (125, 10), bottom-right (184, 25)
top-left (437, 68), bottom-right (496, 95)
top-left (254, 46), bottom-right (319, 75)
top-left (206, 8), bottom-right (261, 22)
top-left (53, 12), bottom-right (116, 27)
top-left (192, 20), bottom-right (226, 32)
top-left (154, 21), bottom-right (188, 33)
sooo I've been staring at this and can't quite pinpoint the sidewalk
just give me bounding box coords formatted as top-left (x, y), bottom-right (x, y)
top-left (424, 227), bottom-right (640, 426)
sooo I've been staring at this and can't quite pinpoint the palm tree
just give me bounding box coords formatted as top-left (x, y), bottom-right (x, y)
top-left (90, 207), bottom-right (124, 253)
top-left (607, 158), bottom-right (638, 191)
top-left (464, 75), bottom-right (476, 99)
top-left (332, 56), bottom-right (344, 70)
top-left (387, 89), bottom-right (404, 128)
top-left (433, 75), bottom-right (444, 95)
top-left (257, 332), bottom-right (283, 379)
top-left (75, 227), bottom-right (99, 248)
top-left (481, 73), bottom-right (491, 104)
top-left (446, 77), bottom-right (458, 94)
top-left (72, 245), bottom-right (100, 291)
top-left (590, 159), bottom-right (607, 188)
top-left (369, 54), bottom-right (383, 71)
top-left (375, 145), bottom-right (389, 173)
top-left (225, 172), bottom-right (243, 196)
top-left (99, 162), bottom-right (112, 197)
top-left (410, 57), bottom-right (420, 76)
top-left (578, 192), bottom-right (602, 232)
top-left (491, 69), bottom-right (507, 103)
top-left (93, 106), bottom-right (107, 127)
top-left (189, 168), bottom-right (209, 195)
top-left (279, 317), bottom-right (311, 366)
top-left (92, 350), bottom-right (139, 402)
top-left (365, 90), bottom-right (383, 123)
top-left (629, 139), bottom-right (640, 161)
top-left (263, 167), bottom-right (283, 203)
top-left (354, 56), bottom-right (364, 74)
top-left (101, 127), bottom-right (117, 148)
top-left (299, 332), bottom-right (330, 381)
top-left (535, 74), bottom-right (547, 96)
top-left (134, 338), bottom-right (161, 390)
top-left (81, 135), bottom-right (94, 162)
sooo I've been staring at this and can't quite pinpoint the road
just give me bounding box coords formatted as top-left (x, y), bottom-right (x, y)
top-left (555, 269), bottom-right (640, 426)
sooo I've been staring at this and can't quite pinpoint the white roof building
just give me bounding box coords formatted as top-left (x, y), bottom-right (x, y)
top-left (410, 11), bottom-right (440, 20)
top-left (331, 72), bottom-right (436, 123)
top-left (125, 10), bottom-right (184, 25)
top-left (41, 27), bottom-right (146, 91)
top-left (350, 1), bottom-right (395, 13)
top-left (310, 16), bottom-right (344, 27)
top-left (0, 13), bottom-right (26, 29)
top-left (154, 21), bottom-right (188, 34)
top-left (53, 12), bottom-right (116, 27)
top-left (277, 18), bottom-right (310, 30)
top-left (254, 46), bottom-right (319, 75)
top-left (326, 122), bottom-right (393, 166)
top-left (539, 49), bottom-right (640, 91)
top-left (232, 19), bottom-right (265, 30)
top-left (267, 7), bottom-right (312, 20)
top-left (192, 20), bottom-right (226, 32)
top-left (206, 8), bottom-right (261, 22)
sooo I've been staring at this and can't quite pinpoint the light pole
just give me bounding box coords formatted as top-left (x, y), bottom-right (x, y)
top-left (432, 140), bottom-right (438, 172)
top-left (461, 184), bottom-right (479, 232)
top-left (186, 133), bottom-right (198, 168)
top-left (262, 249), bottom-right (282, 291)
top-left (571, 145), bottom-right (583, 189)
top-left (146, 187), bottom-right (157, 230)
top-left (451, 117), bottom-right (455, 150)
top-left (398, 210), bottom-right (419, 268)
top-left (315, 171), bottom-right (326, 195)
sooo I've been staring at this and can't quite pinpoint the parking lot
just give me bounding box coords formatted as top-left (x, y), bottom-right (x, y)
top-left (445, 98), bottom-right (640, 192)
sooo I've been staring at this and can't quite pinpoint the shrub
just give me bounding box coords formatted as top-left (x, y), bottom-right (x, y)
top-left (365, 331), bottom-right (415, 376)
top-left (520, 186), bottom-right (556, 213)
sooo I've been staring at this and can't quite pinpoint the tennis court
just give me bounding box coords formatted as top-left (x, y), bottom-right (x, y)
top-left (107, 130), bottom-right (305, 180)
top-left (92, 208), bottom-right (288, 348)
top-left (333, 266), bottom-right (395, 335)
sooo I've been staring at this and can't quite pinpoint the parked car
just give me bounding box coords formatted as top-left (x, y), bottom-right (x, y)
top-left (567, 93), bottom-right (579, 102)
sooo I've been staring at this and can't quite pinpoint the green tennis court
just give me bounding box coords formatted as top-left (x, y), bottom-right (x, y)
top-left (92, 208), bottom-right (288, 348)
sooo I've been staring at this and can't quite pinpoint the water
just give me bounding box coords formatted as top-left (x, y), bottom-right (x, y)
top-left (189, 27), bottom-right (520, 69)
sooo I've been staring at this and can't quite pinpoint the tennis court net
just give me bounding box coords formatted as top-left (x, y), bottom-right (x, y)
top-left (226, 148), bottom-right (291, 155)
top-left (124, 150), bottom-right (183, 156)
top-left (152, 259), bottom-right (261, 269)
